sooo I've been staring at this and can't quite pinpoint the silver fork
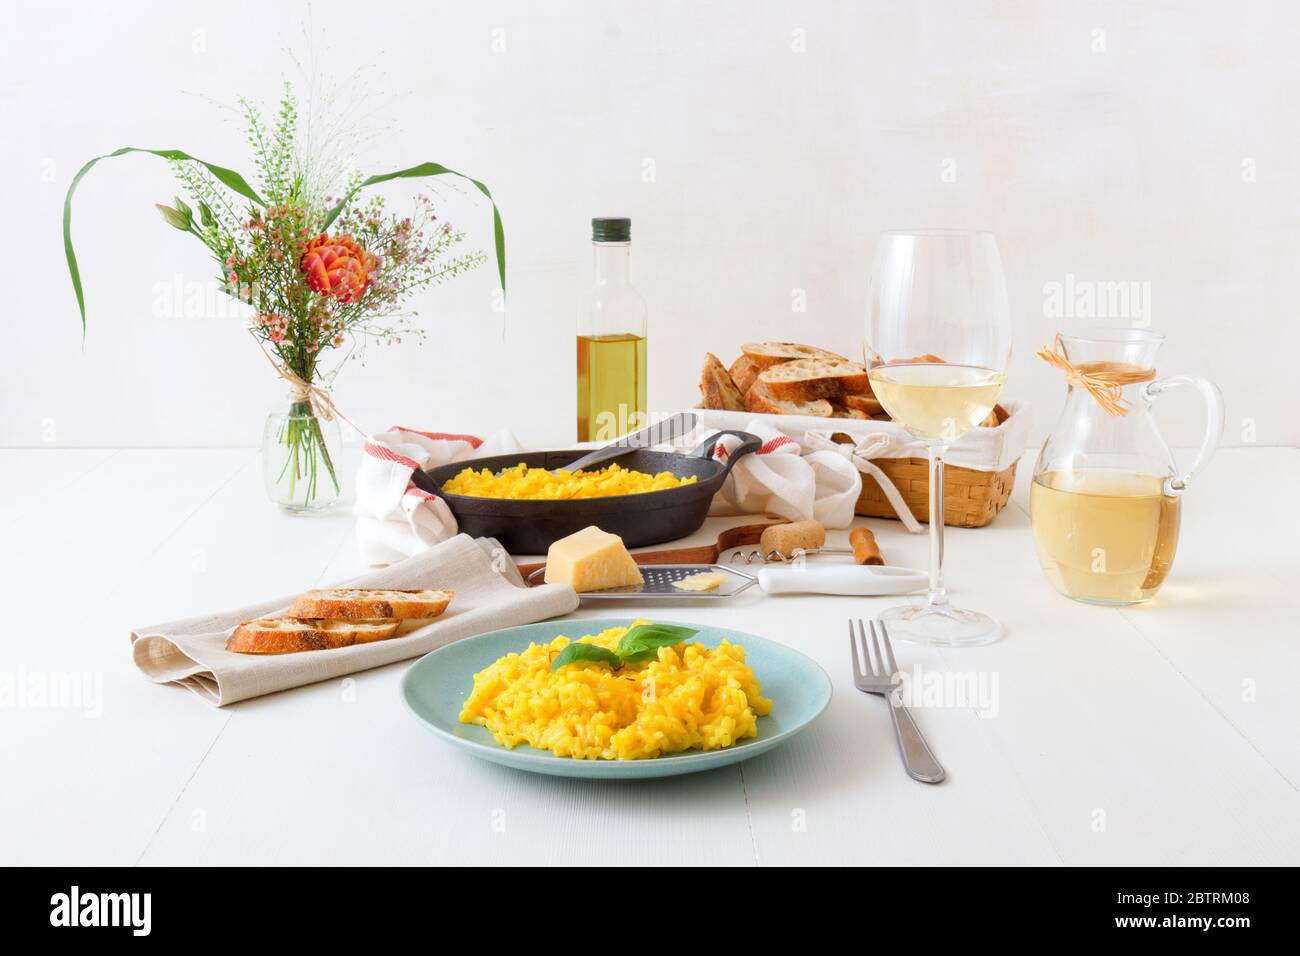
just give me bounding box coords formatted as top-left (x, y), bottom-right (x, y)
top-left (849, 619), bottom-right (946, 784)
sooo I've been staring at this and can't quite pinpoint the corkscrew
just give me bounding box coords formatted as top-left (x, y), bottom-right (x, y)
top-left (729, 546), bottom-right (855, 565)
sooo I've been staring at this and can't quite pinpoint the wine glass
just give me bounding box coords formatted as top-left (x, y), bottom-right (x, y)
top-left (864, 230), bottom-right (1012, 646)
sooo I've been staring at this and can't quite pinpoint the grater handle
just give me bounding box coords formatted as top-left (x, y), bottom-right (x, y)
top-left (758, 564), bottom-right (927, 596)
top-left (516, 561), bottom-right (545, 582)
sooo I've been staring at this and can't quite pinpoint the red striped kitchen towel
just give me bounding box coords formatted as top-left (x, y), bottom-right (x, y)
top-left (354, 426), bottom-right (524, 566)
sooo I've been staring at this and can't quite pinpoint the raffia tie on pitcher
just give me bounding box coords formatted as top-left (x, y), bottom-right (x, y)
top-left (1035, 333), bottom-right (1155, 416)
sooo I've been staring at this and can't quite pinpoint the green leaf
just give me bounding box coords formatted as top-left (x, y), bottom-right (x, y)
top-left (154, 203), bottom-right (190, 231)
top-left (320, 162), bottom-right (506, 294)
top-left (615, 624), bottom-right (699, 663)
top-left (62, 146), bottom-right (265, 334)
top-left (551, 642), bottom-right (623, 672)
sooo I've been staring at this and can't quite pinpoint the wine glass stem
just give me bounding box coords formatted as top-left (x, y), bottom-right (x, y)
top-left (927, 442), bottom-right (948, 607)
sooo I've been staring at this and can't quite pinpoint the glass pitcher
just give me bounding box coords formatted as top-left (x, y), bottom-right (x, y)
top-left (1030, 329), bottom-right (1224, 605)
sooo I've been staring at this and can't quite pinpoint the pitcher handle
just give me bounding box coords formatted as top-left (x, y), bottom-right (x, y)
top-left (1142, 375), bottom-right (1224, 496)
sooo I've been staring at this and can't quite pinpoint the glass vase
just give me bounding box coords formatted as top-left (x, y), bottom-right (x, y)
top-left (262, 396), bottom-right (342, 513)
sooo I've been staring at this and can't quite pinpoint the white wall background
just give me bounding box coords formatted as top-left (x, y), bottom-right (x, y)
top-left (2, 0), bottom-right (1298, 450)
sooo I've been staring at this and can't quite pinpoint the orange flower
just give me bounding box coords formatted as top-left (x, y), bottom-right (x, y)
top-left (300, 233), bottom-right (375, 303)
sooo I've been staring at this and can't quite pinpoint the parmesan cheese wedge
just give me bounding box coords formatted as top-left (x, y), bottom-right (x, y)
top-left (671, 572), bottom-right (726, 592)
top-left (544, 526), bottom-right (645, 593)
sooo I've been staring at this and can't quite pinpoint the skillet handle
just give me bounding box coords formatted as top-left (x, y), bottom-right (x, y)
top-left (690, 430), bottom-right (763, 479)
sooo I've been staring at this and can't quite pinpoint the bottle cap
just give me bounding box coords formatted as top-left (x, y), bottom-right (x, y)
top-left (592, 217), bottom-right (631, 243)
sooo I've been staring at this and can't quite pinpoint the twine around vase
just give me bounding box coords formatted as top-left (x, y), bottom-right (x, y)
top-left (1036, 333), bottom-right (1155, 417)
top-left (253, 334), bottom-right (364, 436)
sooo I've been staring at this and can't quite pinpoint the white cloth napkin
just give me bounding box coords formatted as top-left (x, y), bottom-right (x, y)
top-left (695, 400), bottom-right (1033, 533)
top-left (695, 400), bottom-right (1031, 471)
top-left (354, 426), bottom-right (524, 566)
top-left (130, 535), bottom-right (578, 706)
top-left (705, 419), bottom-right (863, 528)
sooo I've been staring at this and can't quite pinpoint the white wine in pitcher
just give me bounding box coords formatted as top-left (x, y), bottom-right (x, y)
top-left (1030, 328), bottom-right (1221, 606)
top-left (1030, 470), bottom-right (1181, 605)
top-left (868, 363), bottom-right (1005, 441)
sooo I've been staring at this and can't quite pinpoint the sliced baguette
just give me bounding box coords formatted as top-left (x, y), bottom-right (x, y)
top-left (977, 403), bottom-right (1008, 429)
top-left (727, 354), bottom-right (761, 395)
top-left (741, 341), bottom-right (847, 370)
top-left (287, 588), bottom-right (453, 621)
top-left (744, 380), bottom-right (832, 417)
top-left (888, 353), bottom-right (945, 365)
top-left (698, 353), bottom-right (747, 411)
top-left (226, 618), bottom-right (400, 655)
top-left (841, 392), bottom-right (884, 416)
top-left (758, 358), bottom-right (871, 401)
top-left (829, 403), bottom-right (869, 420)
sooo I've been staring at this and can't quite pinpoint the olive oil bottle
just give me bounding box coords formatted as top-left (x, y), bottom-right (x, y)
top-left (577, 218), bottom-right (647, 442)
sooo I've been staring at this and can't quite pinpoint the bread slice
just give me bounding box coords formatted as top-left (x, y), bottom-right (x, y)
top-left (744, 380), bottom-right (832, 417)
top-left (841, 392), bottom-right (884, 416)
top-left (698, 353), bottom-right (746, 411)
top-left (226, 618), bottom-right (401, 655)
top-left (727, 354), bottom-right (760, 395)
top-left (829, 403), bottom-right (869, 420)
top-left (741, 342), bottom-right (847, 370)
top-left (977, 403), bottom-right (1008, 429)
top-left (758, 358), bottom-right (871, 401)
top-left (888, 353), bottom-right (945, 365)
top-left (287, 588), bottom-right (453, 621)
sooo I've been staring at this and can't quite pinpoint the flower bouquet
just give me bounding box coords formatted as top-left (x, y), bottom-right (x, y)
top-left (62, 84), bottom-right (505, 512)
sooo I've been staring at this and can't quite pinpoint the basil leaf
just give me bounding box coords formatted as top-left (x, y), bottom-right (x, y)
top-left (550, 642), bottom-right (622, 672)
top-left (616, 624), bottom-right (698, 663)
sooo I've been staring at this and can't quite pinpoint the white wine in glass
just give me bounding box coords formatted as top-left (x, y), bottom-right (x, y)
top-left (868, 364), bottom-right (1005, 442)
top-left (864, 231), bottom-right (1011, 646)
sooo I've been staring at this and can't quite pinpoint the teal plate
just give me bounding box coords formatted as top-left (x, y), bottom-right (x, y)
top-left (400, 617), bottom-right (832, 779)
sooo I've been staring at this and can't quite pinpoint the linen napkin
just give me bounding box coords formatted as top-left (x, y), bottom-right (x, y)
top-left (130, 535), bottom-right (578, 707)
top-left (354, 425), bottom-right (525, 566)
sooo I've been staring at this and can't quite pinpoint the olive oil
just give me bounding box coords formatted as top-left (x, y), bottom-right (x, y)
top-left (578, 218), bottom-right (648, 441)
top-left (577, 332), bottom-right (647, 442)
top-left (1030, 470), bottom-right (1181, 605)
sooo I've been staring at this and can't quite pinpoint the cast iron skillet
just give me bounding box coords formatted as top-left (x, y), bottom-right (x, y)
top-left (411, 430), bottom-right (762, 554)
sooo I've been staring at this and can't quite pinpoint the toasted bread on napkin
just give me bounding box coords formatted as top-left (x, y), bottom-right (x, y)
top-left (287, 587), bottom-right (453, 621)
top-left (226, 618), bottom-right (401, 655)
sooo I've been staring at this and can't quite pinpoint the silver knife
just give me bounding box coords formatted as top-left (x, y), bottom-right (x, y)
top-left (561, 412), bottom-right (698, 472)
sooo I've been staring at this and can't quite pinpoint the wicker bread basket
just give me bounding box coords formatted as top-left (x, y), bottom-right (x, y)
top-left (846, 404), bottom-right (1016, 528)
top-left (854, 456), bottom-right (1016, 527)
top-left (692, 400), bottom-right (1030, 529)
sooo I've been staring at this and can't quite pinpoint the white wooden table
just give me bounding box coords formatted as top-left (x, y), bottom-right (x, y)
top-left (2, 446), bottom-right (1296, 866)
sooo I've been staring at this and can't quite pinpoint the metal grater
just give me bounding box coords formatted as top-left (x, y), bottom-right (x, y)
top-left (526, 564), bottom-right (757, 602)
